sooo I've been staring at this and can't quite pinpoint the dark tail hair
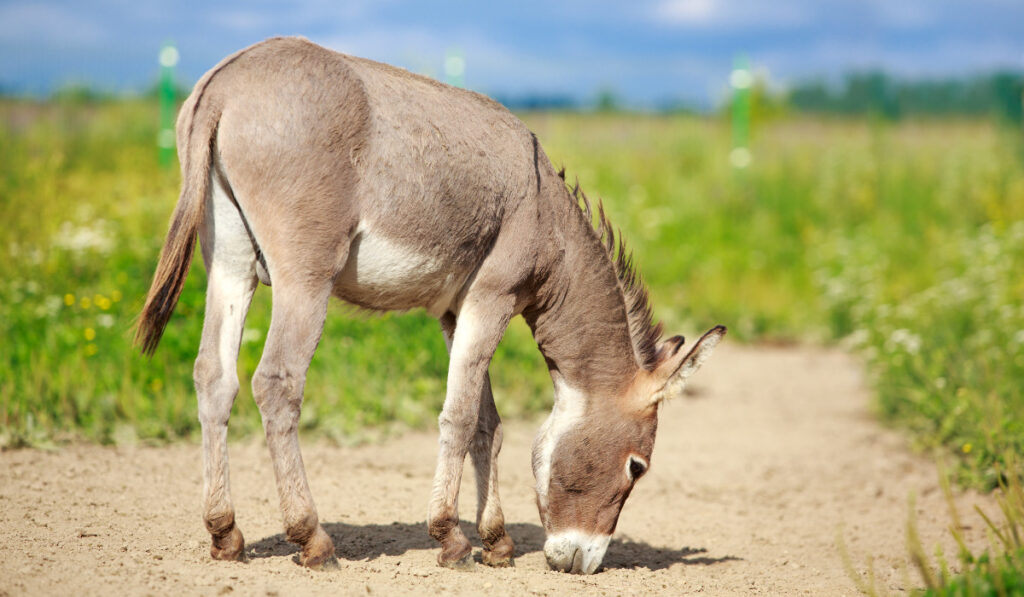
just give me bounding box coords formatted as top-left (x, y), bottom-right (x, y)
top-left (134, 89), bottom-right (219, 355)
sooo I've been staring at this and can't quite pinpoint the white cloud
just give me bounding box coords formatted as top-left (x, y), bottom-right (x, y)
top-left (651, 0), bottom-right (810, 28)
top-left (656, 0), bottom-right (716, 24)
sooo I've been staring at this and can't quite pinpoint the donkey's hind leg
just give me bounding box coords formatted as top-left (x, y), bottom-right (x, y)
top-left (194, 172), bottom-right (258, 561)
top-left (252, 278), bottom-right (337, 570)
top-left (439, 314), bottom-right (514, 567)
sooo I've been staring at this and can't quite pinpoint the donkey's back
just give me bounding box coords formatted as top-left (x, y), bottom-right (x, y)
top-left (203, 37), bottom-right (540, 315)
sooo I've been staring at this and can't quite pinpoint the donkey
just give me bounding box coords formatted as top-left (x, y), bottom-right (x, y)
top-left (136, 36), bottom-right (725, 575)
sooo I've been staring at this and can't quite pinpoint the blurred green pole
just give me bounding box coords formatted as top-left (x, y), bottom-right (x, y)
top-left (444, 47), bottom-right (465, 88)
top-left (730, 54), bottom-right (752, 169)
top-left (158, 42), bottom-right (179, 168)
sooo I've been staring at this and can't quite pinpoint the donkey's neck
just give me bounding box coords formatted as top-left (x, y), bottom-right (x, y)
top-left (523, 188), bottom-right (640, 398)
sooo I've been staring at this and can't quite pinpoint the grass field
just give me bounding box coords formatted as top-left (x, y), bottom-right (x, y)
top-left (1, 100), bottom-right (1022, 489)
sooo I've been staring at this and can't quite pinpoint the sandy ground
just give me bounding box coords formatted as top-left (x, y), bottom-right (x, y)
top-left (0, 344), bottom-right (999, 596)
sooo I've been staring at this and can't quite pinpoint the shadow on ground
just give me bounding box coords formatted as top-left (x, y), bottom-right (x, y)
top-left (248, 520), bottom-right (740, 572)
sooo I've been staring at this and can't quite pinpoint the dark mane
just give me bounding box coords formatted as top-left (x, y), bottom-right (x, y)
top-left (558, 169), bottom-right (664, 370)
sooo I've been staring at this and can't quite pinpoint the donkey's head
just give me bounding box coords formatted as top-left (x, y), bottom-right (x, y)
top-left (533, 325), bottom-right (725, 574)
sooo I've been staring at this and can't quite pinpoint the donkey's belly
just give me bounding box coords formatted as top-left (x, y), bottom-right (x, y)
top-left (332, 230), bottom-right (472, 316)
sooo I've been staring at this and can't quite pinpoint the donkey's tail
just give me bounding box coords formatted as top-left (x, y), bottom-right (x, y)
top-left (135, 81), bottom-right (221, 355)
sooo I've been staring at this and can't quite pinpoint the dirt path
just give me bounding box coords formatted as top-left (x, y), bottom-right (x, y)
top-left (0, 345), bottom-right (998, 596)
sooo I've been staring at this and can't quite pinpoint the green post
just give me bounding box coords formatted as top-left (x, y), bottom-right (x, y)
top-left (444, 47), bottom-right (465, 88)
top-left (730, 54), bottom-right (752, 169)
top-left (158, 42), bottom-right (179, 168)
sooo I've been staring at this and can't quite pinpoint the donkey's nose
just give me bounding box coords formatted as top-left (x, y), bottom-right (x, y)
top-left (544, 543), bottom-right (581, 573)
top-left (543, 531), bottom-right (611, 574)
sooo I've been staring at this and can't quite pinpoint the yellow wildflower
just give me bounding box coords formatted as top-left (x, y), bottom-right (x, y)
top-left (962, 443), bottom-right (972, 454)
top-left (85, 343), bottom-right (98, 356)
top-left (111, 290), bottom-right (123, 302)
top-left (80, 296), bottom-right (92, 309)
top-left (84, 328), bottom-right (96, 341)
top-left (97, 296), bottom-right (112, 310)
top-left (64, 293), bottom-right (75, 306)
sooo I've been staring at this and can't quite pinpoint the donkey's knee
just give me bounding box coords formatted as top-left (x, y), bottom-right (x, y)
top-left (252, 366), bottom-right (301, 403)
top-left (437, 409), bottom-right (478, 454)
top-left (251, 367), bottom-right (302, 430)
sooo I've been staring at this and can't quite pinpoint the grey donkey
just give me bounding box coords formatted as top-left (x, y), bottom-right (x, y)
top-left (136, 36), bottom-right (725, 574)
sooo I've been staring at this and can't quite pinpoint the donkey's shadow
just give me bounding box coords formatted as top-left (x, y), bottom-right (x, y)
top-left (247, 520), bottom-right (739, 571)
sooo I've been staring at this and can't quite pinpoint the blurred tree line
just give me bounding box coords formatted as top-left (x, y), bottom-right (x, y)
top-left (498, 71), bottom-right (1022, 123)
top-left (788, 71), bottom-right (1024, 122)
top-left (11, 70), bottom-right (1023, 123)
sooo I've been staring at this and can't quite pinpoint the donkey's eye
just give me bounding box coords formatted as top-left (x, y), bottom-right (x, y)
top-left (628, 456), bottom-right (648, 481)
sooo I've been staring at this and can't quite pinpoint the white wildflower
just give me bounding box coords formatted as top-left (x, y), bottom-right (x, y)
top-left (845, 329), bottom-right (869, 348)
top-left (886, 328), bottom-right (922, 355)
top-left (35, 295), bottom-right (63, 318)
top-left (54, 220), bottom-right (114, 254)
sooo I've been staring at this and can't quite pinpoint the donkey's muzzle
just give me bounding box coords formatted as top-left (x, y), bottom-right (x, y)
top-left (543, 531), bottom-right (611, 574)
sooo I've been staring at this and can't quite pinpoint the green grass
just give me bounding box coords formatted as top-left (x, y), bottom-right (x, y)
top-left (1, 101), bottom-right (1022, 479)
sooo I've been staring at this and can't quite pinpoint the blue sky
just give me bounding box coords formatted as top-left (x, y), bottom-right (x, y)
top-left (1, 0), bottom-right (1022, 107)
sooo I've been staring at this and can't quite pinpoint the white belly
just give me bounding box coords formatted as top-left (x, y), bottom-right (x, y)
top-left (333, 228), bottom-right (468, 315)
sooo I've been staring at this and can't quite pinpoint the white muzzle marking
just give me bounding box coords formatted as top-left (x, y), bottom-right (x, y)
top-left (544, 530), bottom-right (611, 574)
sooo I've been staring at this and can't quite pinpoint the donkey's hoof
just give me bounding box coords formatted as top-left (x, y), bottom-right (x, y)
top-left (305, 554), bottom-right (340, 571)
top-left (440, 552), bottom-right (476, 571)
top-left (479, 544), bottom-right (512, 569)
top-left (481, 552), bottom-right (514, 567)
top-left (299, 527), bottom-right (338, 570)
top-left (210, 526), bottom-right (246, 562)
top-left (481, 534), bottom-right (515, 567)
top-left (437, 536), bottom-right (474, 570)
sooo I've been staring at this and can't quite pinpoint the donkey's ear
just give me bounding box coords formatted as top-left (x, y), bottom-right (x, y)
top-left (651, 325), bottom-right (726, 403)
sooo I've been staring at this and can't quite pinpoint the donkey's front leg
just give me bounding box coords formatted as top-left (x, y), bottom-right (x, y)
top-left (253, 283), bottom-right (337, 570)
top-left (470, 381), bottom-right (514, 566)
top-left (439, 314), bottom-right (514, 567)
top-left (430, 302), bottom-right (513, 568)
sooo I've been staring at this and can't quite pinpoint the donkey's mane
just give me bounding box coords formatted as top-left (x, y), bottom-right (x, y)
top-left (558, 169), bottom-right (664, 370)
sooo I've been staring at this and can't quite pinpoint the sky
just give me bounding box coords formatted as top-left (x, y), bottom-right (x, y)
top-left (1, 0), bottom-right (1023, 107)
